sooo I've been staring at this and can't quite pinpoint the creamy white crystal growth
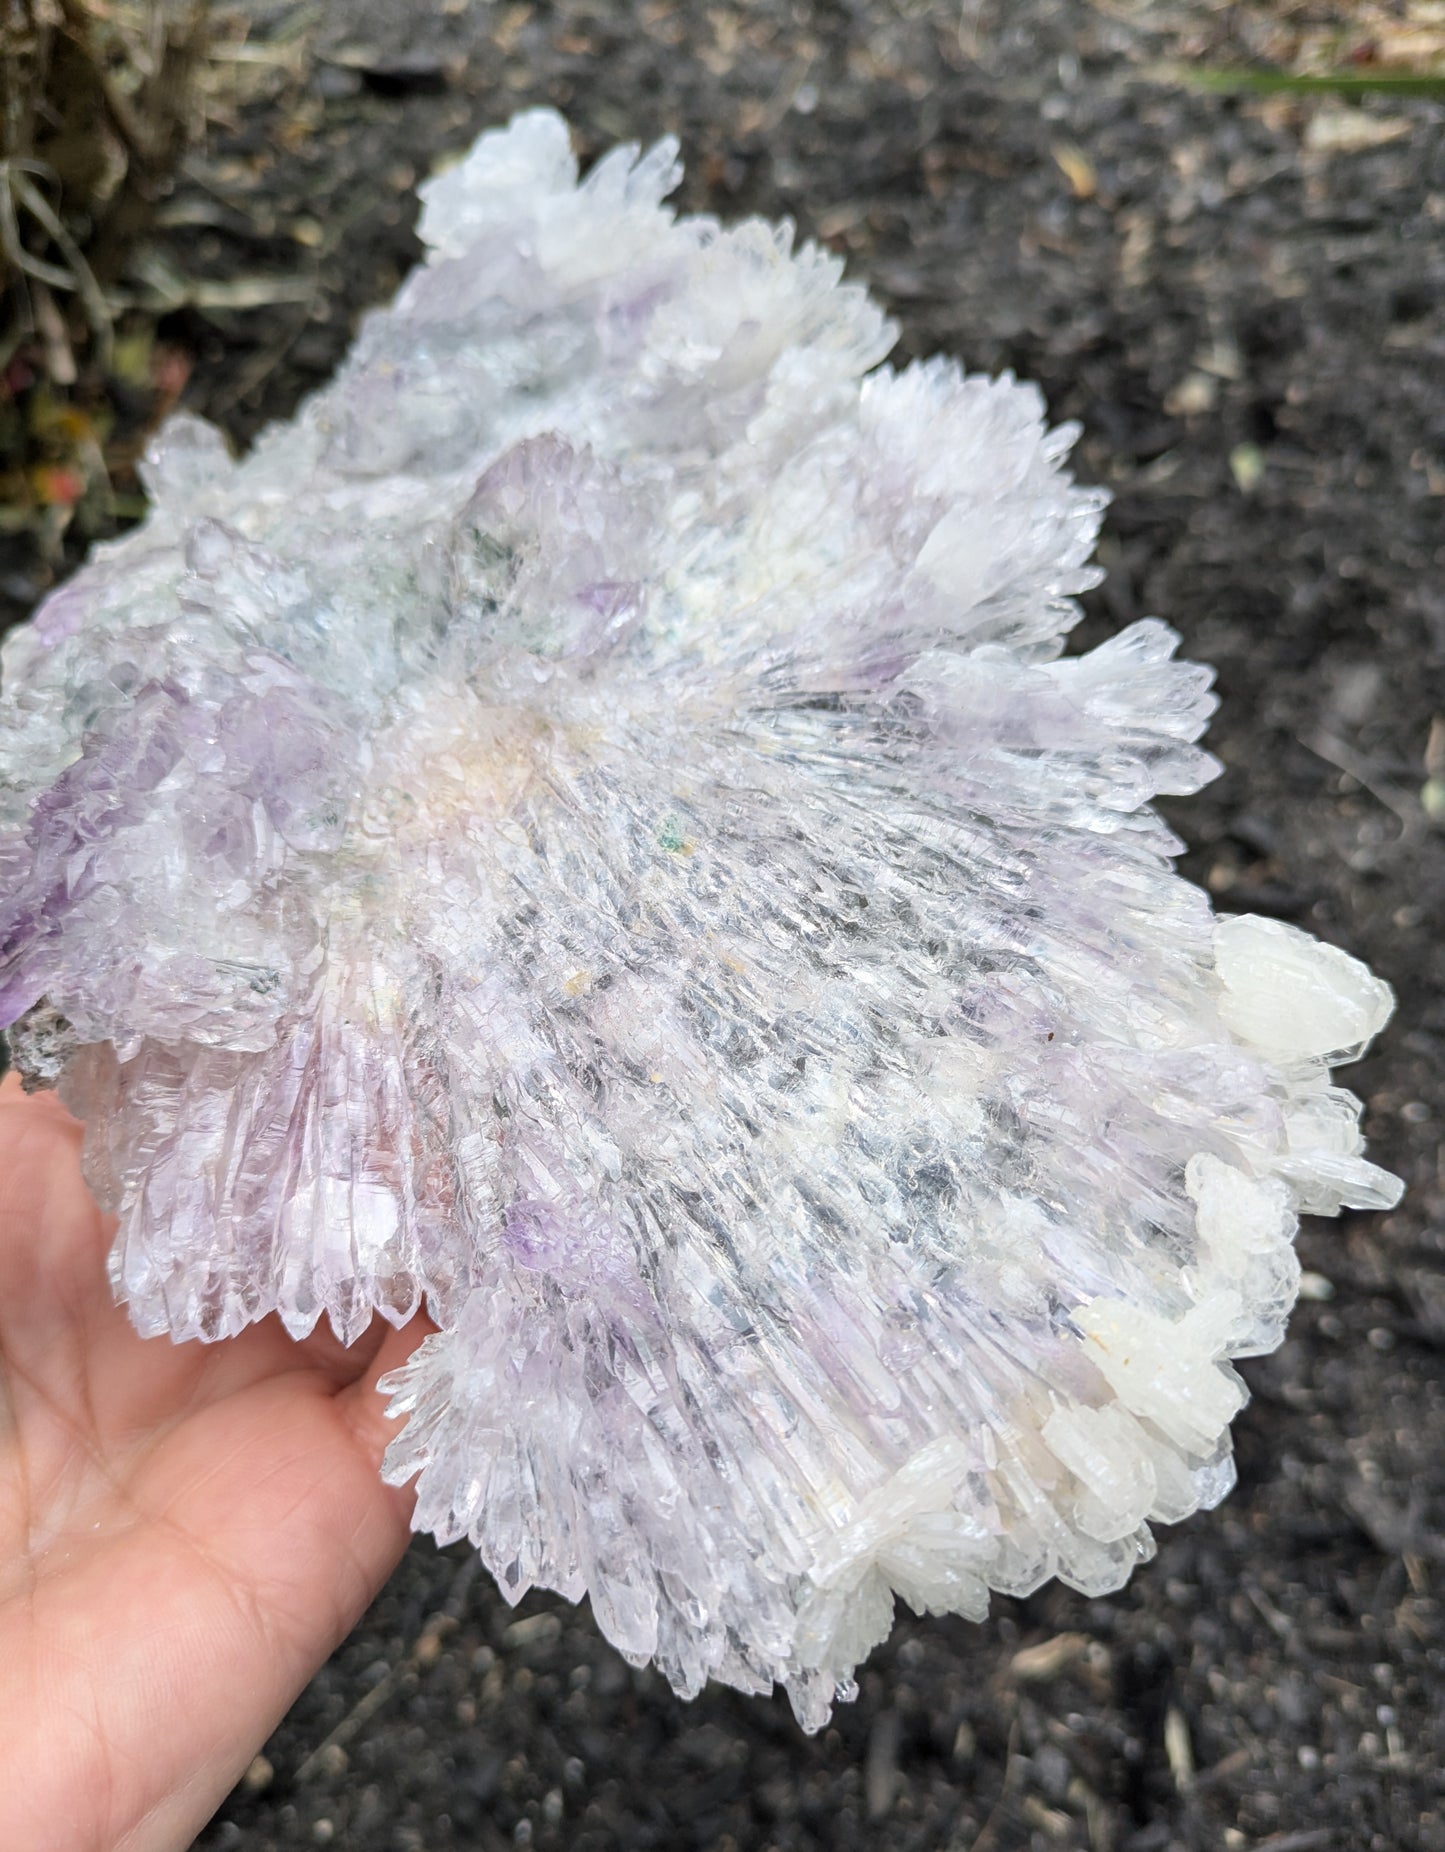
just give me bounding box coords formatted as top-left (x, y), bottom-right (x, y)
top-left (0, 111), bottom-right (1401, 1728)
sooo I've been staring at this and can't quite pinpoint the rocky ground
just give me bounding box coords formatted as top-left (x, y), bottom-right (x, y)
top-left (9, 3), bottom-right (1445, 1849)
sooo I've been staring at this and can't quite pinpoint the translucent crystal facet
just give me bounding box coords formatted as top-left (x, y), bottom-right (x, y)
top-left (0, 110), bottom-right (1400, 1728)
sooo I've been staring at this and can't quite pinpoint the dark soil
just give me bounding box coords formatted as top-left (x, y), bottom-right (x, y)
top-left (14, 4), bottom-right (1445, 1849)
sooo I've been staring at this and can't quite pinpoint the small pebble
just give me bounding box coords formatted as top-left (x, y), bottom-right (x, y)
top-left (242, 1755), bottom-right (273, 1794)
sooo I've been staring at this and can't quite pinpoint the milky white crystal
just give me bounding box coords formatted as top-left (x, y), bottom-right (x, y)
top-left (0, 110), bottom-right (1401, 1728)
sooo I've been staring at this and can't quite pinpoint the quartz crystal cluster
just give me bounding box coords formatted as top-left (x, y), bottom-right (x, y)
top-left (0, 111), bottom-right (1401, 1727)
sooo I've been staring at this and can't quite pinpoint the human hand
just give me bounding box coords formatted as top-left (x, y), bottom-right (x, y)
top-left (0, 1076), bottom-right (431, 1852)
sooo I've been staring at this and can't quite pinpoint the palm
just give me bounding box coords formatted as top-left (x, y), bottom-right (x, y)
top-left (0, 1079), bottom-right (429, 1852)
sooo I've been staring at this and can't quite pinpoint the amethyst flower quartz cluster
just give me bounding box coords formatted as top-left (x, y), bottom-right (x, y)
top-left (0, 112), bottom-right (1400, 1727)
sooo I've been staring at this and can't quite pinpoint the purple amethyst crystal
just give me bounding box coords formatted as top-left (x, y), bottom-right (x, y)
top-left (0, 110), bottom-right (1399, 1727)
